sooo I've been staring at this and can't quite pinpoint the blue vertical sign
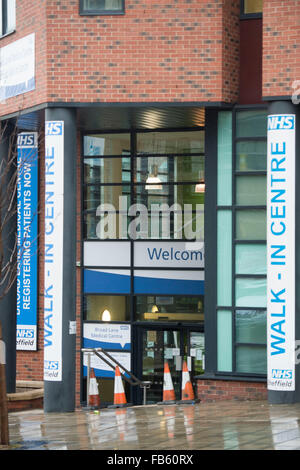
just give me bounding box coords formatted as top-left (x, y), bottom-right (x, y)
top-left (16, 132), bottom-right (38, 351)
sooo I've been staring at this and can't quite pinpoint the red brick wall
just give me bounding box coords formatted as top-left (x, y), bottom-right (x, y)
top-left (0, 0), bottom-right (241, 119)
top-left (0, 0), bottom-right (47, 116)
top-left (196, 379), bottom-right (267, 402)
top-left (262, 0), bottom-right (300, 98)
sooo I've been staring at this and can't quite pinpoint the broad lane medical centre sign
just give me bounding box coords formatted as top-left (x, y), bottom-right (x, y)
top-left (267, 114), bottom-right (296, 391)
top-left (17, 132), bottom-right (38, 351)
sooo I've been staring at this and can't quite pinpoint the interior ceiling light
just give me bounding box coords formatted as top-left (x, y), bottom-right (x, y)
top-left (195, 170), bottom-right (205, 193)
top-left (101, 309), bottom-right (111, 321)
top-left (145, 164), bottom-right (162, 190)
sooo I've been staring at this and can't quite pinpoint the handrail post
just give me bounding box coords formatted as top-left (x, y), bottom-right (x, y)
top-left (86, 352), bottom-right (91, 407)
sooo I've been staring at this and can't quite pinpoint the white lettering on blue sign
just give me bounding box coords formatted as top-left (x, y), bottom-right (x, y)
top-left (267, 114), bottom-right (296, 391)
top-left (16, 132), bottom-right (38, 351)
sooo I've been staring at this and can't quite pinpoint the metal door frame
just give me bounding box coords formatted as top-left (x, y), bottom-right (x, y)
top-left (134, 323), bottom-right (203, 404)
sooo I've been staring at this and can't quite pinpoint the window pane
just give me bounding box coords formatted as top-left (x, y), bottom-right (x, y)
top-left (236, 110), bottom-right (267, 138)
top-left (217, 211), bottom-right (232, 306)
top-left (135, 296), bottom-right (204, 322)
top-left (84, 295), bottom-right (130, 321)
top-left (84, 212), bottom-right (129, 239)
top-left (137, 131), bottom-right (204, 154)
top-left (217, 310), bottom-right (232, 372)
top-left (136, 155), bottom-right (204, 184)
top-left (236, 140), bottom-right (267, 171)
top-left (236, 244), bottom-right (266, 275)
top-left (135, 184), bottom-right (205, 208)
top-left (235, 278), bottom-right (267, 308)
top-left (243, 0), bottom-right (263, 14)
top-left (84, 185), bottom-right (130, 211)
top-left (236, 345), bottom-right (266, 374)
top-left (236, 209), bottom-right (266, 240)
top-left (82, 0), bottom-right (123, 11)
top-left (83, 134), bottom-right (130, 156)
top-left (5, 0), bottom-right (16, 33)
top-left (236, 175), bottom-right (266, 205)
top-left (236, 310), bottom-right (266, 344)
top-left (218, 111), bottom-right (232, 206)
top-left (84, 157), bottom-right (131, 184)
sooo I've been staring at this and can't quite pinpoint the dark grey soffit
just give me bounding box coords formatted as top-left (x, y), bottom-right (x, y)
top-left (1, 101), bottom-right (233, 131)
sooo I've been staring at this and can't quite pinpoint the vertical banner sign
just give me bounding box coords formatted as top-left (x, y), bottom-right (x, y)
top-left (267, 114), bottom-right (296, 391)
top-left (16, 133), bottom-right (38, 351)
top-left (44, 121), bottom-right (64, 381)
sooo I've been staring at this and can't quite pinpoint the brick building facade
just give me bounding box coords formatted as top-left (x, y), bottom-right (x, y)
top-left (0, 0), bottom-right (299, 411)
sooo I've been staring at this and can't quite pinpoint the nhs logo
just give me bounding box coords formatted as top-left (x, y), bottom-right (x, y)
top-left (17, 133), bottom-right (36, 147)
top-left (45, 121), bottom-right (63, 136)
top-left (271, 369), bottom-right (293, 379)
top-left (17, 328), bottom-right (35, 338)
top-left (268, 115), bottom-right (295, 131)
top-left (44, 360), bottom-right (59, 371)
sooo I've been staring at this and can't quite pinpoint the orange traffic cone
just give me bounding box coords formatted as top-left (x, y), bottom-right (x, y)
top-left (108, 366), bottom-right (132, 408)
top-left (88, 368), bottom-right (100, 409)
top-left (158, 362), bottom-right (176, 405)
top-left (177, 361), bottom-right (200, 404)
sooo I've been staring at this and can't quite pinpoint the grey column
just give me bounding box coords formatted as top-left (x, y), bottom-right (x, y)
top-left (44, 108), bottom-right (77, 412)
top-left (0, 122), bottom-right (16, 393)
top-left (203, 109), bottom-right (218, 374)
top-left (267, 100), bottom-right (300, 404)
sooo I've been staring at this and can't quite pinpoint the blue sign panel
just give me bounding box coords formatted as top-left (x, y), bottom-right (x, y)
top-left (16, 132), bottom-right (38, 350)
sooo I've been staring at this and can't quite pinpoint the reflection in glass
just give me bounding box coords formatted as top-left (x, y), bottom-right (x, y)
top-left (84, 157), bottom-right (131, 184)
top-left (236, 175), bottom-right (266, 205)
top-left (236, 345), bottom-right (266, 374)
top-left (135, 184), bottom-right (205, 208)
top-left (136, 296), bottom-right (204, 322)
top-left (243, 0), bottom-right (263, 14)
top-left (84, 185), bottom-right (130, 212)
top-left (83, 0), bottom-right (123, 11)
top-left (235, 277), bottom-right (267, 308)
top-left (236, 140), bottom-right (267, 171)
top-left (137, 131), bottom-right (204, 154)
top-left (136, 155), bottom-right (204, 184)
top-left (236, 110), bottom-right (267, 138)
top-left (236, 310), bottom-right (266, 344)
top-left (236, 209), bottom-right (266, 240)
top-left (84, 212), bottom-right (129, 239)
top-left (84, 295), bottom-right (130, 321)
top-left (83, 134), bottom-right (130, 156)
top-left (236, 244), bottom-right (266, 275)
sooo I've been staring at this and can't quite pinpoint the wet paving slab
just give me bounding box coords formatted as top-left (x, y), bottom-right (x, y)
top-left (4, 400), bottom-right (300, 451)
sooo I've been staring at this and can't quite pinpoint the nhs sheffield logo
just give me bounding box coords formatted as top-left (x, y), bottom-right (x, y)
top-left (45, 121), bottom-right (63, 136)
top-left (268, 115), bottom-right (295, 130)
top-left (271, 369), bottom-right (293, 380)
top-left (17, 328), bottom-right (35, 339)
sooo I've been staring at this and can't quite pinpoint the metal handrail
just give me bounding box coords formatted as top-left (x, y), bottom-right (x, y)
top-left (81, 347), bottom-right (151, 405)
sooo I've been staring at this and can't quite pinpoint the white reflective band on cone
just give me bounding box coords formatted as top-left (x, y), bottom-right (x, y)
top-left (89, 378), bottom-right (98, 395)
top-left (0, 340), bottom-right (6, 365)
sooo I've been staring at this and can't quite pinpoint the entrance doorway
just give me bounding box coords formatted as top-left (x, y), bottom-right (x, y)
top-left (137, 326), bottom-right (204, 403)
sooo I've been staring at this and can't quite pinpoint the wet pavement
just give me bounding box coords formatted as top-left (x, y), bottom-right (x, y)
top-left (4, 400), bottom-right (300, 451)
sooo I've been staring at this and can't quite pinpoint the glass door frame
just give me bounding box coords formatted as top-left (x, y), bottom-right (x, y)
top-left (133, 323), bottom-right (204, 405)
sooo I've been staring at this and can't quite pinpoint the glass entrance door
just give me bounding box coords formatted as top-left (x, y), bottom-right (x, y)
top-left (139, 327), bottom-right (205, 403)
